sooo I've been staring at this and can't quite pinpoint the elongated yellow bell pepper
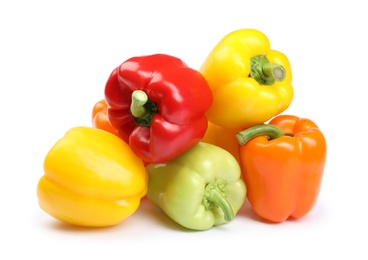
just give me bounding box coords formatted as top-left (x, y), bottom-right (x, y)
top-left (200, 29), bottom-right (294, 129)
top-left (37, 126), bottom-right (147, 227)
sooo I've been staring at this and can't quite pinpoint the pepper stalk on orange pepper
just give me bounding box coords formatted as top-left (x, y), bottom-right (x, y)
top-left (236, 115), bottom-right (327, 222)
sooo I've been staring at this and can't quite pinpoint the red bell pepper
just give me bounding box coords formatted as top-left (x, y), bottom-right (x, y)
top-left (104, 54), bottom-right (213, 163)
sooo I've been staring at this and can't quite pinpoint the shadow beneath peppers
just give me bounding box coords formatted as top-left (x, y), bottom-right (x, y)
top-left (44, 197), bottom-right (153, 233)
top-left (141, 198), bottom-right (198, 233)
top-left (237, 199), bottom-right (312, 224)
top-left (41, 197), bottom-right (192, 233)
top-left (142, 197), bottom-right (285, 229)
top-left (47, 220), bottom-right (118, 233)
top-left (237, 199), bottom-right (259, 220)
top-left (237, 199), bottom-right (279, 225)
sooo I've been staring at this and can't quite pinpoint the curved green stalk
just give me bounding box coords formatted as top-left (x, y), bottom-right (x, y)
top-left (203, 179), bottom-right (234, 222)
top-left (236, 124), bottom-right (285, 145)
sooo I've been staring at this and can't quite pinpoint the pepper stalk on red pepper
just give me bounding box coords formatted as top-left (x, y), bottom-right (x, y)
top-left (104, 54), bottom-right (213, 163)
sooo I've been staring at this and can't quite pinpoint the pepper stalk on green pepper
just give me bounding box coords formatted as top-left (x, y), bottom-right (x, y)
top-left (146, 142), bottom-right (247, 231)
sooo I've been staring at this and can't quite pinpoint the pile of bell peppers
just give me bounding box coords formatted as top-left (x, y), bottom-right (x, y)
top-left (37, 28), bottom-right (327, 230)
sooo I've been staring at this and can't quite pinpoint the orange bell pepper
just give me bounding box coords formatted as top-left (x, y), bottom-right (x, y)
top-left (201, 121), bottom-right (241, 163)
top-left (92, 99), bottom-right (148, 166)
top-left (92, 99), bottom-right (119, 137)
top-left (236, 115), bottom-right (327, 222)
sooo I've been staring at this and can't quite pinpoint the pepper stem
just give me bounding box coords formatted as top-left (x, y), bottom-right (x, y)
top-left (130, 90), bottom-right (157, 127)
top-left (203, 179), bottom-right (234, 222)
top-left (250, 55), bottom-right (286, 85)
top-left (236, 124), bottom-right (285, 146)
top-left (263, 63), bottom-right (286, 81)
top-left (130, 90), bottom-right (149, 118)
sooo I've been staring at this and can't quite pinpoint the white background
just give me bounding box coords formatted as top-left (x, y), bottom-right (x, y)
top-left (1, 0), bottom-right (367, 259)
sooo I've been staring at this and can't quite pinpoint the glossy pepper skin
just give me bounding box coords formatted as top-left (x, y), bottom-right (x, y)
top-left (201, 121), bottom-right (241, 163)
top-left (200, 28), bottom-right (293, 129)
top-left (236, 115), bottom-right (327, 223)
top-left (104, 54), bottom-right (213, 163)
top-left (92, 99), bottom-right (119, 136)
top-left (146, 142), bottom-right (246, 231)
top-left (37, 126), bottom-right (147, 227)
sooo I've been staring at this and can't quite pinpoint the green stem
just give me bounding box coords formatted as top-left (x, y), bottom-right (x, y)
top-left (203, 179), bottom-right (234, 222)
top-left (236, 124), bottom-right (285, 146)
top-left (263, 63), bottom-right (286, 81)
top-left (130, 90), bottom-right (148, 117)
top-left (130, 90), bottom-right (157, 127)
top-left (250, 55), bottom-right (286, 85)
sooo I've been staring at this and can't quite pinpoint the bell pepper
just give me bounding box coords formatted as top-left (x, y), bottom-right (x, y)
top-left (104, 54), bottom-right (213, 163)
top-left (92, 99), bottom-right (119, 136)
top-left (199, 28), bottom-right (294, 129)
top-left (236, 115), bottom-right (327, 223)
top-left (37, 126), bottom-right (148, 227)
top-left (146, 142), bottom-right (246, 231)
top-left (201, 121), bottom-right (241, 163)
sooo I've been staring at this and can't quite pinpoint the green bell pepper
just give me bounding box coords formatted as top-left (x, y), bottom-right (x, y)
top-left (146, 142), bottom-right (247, 231)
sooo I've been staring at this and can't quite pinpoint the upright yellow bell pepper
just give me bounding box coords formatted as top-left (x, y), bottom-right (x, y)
top-left (37, 126), bottom-right (147, 227)
top-left (200, 28), bottom-right (294, 129)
